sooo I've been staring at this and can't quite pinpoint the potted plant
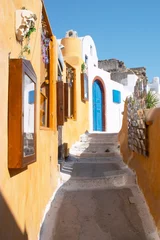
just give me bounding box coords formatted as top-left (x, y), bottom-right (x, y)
top-left (145, 90), bottom-right (159, 118)
top-left (81, 62), bottom-right (86, 73)
top-left (145, 90), bottom-right (159, 109)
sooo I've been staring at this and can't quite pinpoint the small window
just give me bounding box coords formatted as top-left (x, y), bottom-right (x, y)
top-left (85, 55), bottom-right (88, 65)
top-left (81, 73), bottom-right (89, 101)
top-left (90, 45), bottom-right (93, 56)
top-left (113, 90), bottom-right (121, 103)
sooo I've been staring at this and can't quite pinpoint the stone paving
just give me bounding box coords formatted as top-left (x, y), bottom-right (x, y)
top-left (40, 133), bottom-right (159, 240)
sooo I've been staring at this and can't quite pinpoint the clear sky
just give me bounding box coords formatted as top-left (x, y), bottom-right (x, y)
top-left (44, 0), bottom-right (160, 81)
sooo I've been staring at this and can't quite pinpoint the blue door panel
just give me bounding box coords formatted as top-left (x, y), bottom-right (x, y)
top-left (93, 81), bottom-right (103, 131)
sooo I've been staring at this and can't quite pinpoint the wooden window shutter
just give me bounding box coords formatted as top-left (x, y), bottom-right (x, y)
top-left (64, 83), bottom-right (69, 118)
top-left (57, 81), bottom-right (64, 125)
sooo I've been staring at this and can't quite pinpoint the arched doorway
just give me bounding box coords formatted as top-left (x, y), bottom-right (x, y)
top-left (92, 79), bottom-right (105, 131)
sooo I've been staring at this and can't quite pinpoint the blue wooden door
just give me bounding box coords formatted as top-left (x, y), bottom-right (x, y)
top-left (93, 80), bottom-right (103, 131)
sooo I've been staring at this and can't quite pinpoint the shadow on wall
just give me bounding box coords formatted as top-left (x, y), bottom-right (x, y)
top-left (0, 192), bottom-right (28, 240)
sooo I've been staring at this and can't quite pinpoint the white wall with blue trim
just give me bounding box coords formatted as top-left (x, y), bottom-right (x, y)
top-left (80, 35), bottom-right (135, 133)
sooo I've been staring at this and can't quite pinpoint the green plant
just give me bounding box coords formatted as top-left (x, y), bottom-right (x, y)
top-left (25, 27), bottom-right (36, 38)
top-left (19, 27), bottom-right (36, 57)
top-left (146, 90), bottom-right (159, 109)
top-left (81, 62), bottom-right (86, 73)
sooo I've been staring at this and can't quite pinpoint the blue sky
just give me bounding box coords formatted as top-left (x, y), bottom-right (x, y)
top-left (45, 0), bottom-right (160, 81)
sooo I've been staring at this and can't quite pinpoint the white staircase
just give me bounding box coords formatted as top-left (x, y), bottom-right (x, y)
top-left (69, 132), bottom-right (120, 158)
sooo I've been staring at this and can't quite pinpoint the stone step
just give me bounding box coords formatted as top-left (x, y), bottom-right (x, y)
top-left (80, 133), bottom-right (118, 143)
top-left (60, 160), bottom-right (136, 188)
top-left (68, 155), bottom-right (122, 163)
top-left (88, 133), bottom-right (118, 138)
top-left (61, 167), bottom-right (136, 190)
top-left (70, 142), bottom-right (119, 153)
top-left (69, 150), bottom-right (120, 158)
top-left (62, 174), bottom-right (136, 190)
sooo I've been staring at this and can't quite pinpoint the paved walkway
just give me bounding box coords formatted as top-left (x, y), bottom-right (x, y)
top-left (40, 134), bottom-right (159, 240)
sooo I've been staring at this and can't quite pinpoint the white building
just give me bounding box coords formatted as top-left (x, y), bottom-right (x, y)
top-left (79, 34), bottom-right (136, 133)
top-left (59, 30), bottom-right (137, 133)
top-left (147, 77), bottom-right (160, 107)
top-left (148, 77), bottom-right (160, 94)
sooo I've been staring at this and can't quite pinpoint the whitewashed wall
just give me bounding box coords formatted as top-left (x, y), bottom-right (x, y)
top-left (80, 35), bottom-right (132, 133)
top-left (148, 77), bottom-right (160, 93)
top-left (89, 67), bottom-right (130, 133)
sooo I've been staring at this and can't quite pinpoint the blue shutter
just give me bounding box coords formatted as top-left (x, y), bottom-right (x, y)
top-left (113, 90), bottom-right (121, 103)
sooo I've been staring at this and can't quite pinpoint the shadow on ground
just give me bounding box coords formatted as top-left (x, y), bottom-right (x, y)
top-left (0, 192), bottom-right (28, 240)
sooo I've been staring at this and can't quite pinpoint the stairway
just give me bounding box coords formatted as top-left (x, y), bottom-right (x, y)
top-left (62, 132), bottom-right (136, 188)
top-left (40, 132), bottom-right (159, 240)
top-left (69, 132), bottom-right (120, 157)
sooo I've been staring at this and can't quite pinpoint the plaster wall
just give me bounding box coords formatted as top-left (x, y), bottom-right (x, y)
top-left (0, 1), bottom-right (58, 239)
top-left (60, 37), bottom-right (89, 150)
top-left (80, 35), bottom-right (98, 67)
top-left (89, 67), bottom-right (129, 133)
top-left (148, 77), bottom-right (160, 94)
top-left (80, 35), bottom-right (131, 133)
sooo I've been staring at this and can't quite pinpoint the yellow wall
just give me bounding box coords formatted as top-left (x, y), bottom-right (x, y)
top-left (61, 37), bottom-right (89, 150)
top-left (119, 104), bottom-right (160, 232)
top-left (0, 1), bottom-right (58, 239)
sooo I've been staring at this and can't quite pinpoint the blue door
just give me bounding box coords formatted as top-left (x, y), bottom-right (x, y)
top-left (93, 80), bottom-right (103, 131)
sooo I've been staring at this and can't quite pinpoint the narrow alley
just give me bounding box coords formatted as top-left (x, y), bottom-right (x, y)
top-left (40, 133), bottom-right (158, 240)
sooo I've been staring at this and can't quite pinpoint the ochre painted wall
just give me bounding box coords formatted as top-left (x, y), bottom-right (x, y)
top-left (119, 104), bottom-right (160, 232)
top-left (61, 37), bottom-right (89, 149)
top-left (0, 1), bottom-right (58, 239)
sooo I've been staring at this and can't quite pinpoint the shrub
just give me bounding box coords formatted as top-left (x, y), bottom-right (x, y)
top-left (146, 90), bottom-right (159, 109)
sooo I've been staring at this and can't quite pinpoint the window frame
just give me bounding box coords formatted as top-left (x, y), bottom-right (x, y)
top-left (81, 73), bottom-right (89, 101)
top-left (40, 4), bottom-right (56, 131)
top-left (65, 62), bottom-right (76, 120)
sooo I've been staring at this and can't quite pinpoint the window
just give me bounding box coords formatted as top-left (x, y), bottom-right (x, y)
top-left (113, 90), bottom-right (121, 103)
top-left (81, 73), bottom-right (89, 101)
top-left (85, 55), bottom-right (88, 65)
top-left (8, 59), bottom-right (37, 168)
top-left (64, 63), bottom-right (76, 119)
top-left (90, 45), bottom-right (93, 56)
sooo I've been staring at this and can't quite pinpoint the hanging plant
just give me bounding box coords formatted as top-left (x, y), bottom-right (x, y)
top-left (25, 26), bottom-right (36, 38)
top-left (17, 9), bottom-right (37, 58)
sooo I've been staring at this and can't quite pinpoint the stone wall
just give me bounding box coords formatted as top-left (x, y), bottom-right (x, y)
top-left (98, 59), bottom-right (147, 84)
top-left (119, 104), bottom-right (160, 233)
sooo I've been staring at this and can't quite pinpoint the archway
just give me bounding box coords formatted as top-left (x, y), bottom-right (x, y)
top-left (92, 78), bottom-right (106, 131)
